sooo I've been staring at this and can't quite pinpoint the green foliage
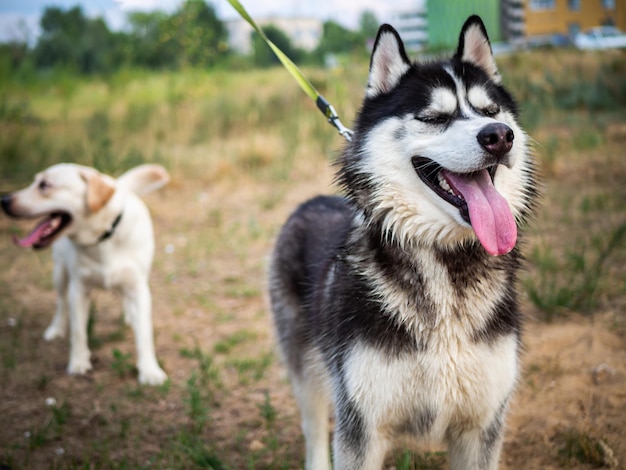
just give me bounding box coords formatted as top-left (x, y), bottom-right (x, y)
top-left (175, 431), bottom-right (227, 469)
top-left (12, 1), bottom-right (228, 75)
top-left (500, 53), bottom-right (626, 132)
top-left (213, 330), bottom-right (256, 354)
top-left (359, 10), bottom-right (380, 41)
top-left (34, 6), bottom-right (121, 74)
top-left (128, 1), bottom-right (227, 69)
top-left (185, 371), bottom-right (210, 432)
top-left (525, 222), bottom-right (626, 319)
top-left (394, 450), bottom-right (447, 469)
top-left (226, 352), bottom-right (273, 385)
top-left (111, 348), bottom-right (135, 378)
top-left (556, 428), bottom-right (614, 467)
top-left (314, 20), bottom-right (366, 61)
top-left (0, 2), bottom-right (378, 76)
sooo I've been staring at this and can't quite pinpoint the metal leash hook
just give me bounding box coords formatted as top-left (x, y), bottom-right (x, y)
top-left (316, 96), bottom-right (354, 142)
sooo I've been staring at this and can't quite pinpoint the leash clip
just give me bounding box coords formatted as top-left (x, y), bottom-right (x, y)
top-left (317, 96), bottom-right (353, 143)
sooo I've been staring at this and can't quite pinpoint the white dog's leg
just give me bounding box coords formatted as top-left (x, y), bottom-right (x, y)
top-left (123, 279), bottom-right (167, 385)
top-left (67, 281), bottom-right (92, 375)
top-left (44, 262), bottom-right (69, 341)
top-left (292, 376), bottom-right (331, 470)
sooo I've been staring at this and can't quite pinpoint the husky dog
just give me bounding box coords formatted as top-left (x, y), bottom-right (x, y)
top-left (269, 16), bottom-right (537, 470)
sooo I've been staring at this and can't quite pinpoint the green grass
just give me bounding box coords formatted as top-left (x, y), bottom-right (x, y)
top-left (556, 427), bottom-right (618, 468)
top-left (111, 348), bottom-right (135, 379)
top-left (394, 450), bottom-right (447, 470)
top-left (213, 330), bottom-right (256, 354)
top-left (226, 352), bottom-right (273, 385)
top-left (524, 213), bottom-right (626, 320)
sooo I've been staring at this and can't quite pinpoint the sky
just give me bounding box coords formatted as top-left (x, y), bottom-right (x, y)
top-left (0, 0), bottom-right (422, 43)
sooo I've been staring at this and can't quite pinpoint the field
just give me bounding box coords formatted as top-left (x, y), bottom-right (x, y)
top-left (1, 48), bottom-right (625, 469)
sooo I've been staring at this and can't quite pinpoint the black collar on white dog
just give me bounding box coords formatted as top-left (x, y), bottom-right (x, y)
top-left (97, 212), bottom-right (123, 243)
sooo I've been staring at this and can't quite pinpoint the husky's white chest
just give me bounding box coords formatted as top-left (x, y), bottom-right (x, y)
top-left (343, 331), bottom-right (518, 443)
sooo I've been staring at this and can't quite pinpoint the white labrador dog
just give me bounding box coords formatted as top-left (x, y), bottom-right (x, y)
top-left (1, 163), bottom-right (169, 385)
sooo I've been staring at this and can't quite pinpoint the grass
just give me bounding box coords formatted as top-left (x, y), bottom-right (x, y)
top-left (525, 222), bottom-right (626, 319)
top-left (555, 427), bottom-right (619, 468)
top-left (0, 48), bottom-right (625, 468)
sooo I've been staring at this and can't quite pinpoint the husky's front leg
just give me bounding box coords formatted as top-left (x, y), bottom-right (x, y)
top-left (446, 412), bottom-right (506, 470)
top-left (122, 275), bottom-right (167, 385)
top-left (332, 399), bottom-right (389, 470)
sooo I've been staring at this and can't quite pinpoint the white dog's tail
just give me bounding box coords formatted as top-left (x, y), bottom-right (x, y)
top-left (116, 164), bottom-right (170, 196)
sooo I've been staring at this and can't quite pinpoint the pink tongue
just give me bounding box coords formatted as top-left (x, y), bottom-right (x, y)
top-left (444, 169), bottom-right (517, 256)
top-left (13, 217), bottom-right (55, 248)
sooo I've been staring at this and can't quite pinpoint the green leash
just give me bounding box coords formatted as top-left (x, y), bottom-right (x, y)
top-left (226, 0), bottom-right (353, 142)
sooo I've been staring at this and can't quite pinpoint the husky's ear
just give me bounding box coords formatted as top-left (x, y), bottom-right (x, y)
top-left (456, 15), bottom-right (500, 83)
top-left (367, 24), bottom-right (411, 98)
top-left (80, 169), bottom-right (116, 213)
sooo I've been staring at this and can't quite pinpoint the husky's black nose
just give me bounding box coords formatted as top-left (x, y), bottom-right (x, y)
top-left (477, 123), bottom-right (514, 159)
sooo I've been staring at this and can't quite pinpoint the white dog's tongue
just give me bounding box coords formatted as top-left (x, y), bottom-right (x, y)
top-left (13, 216), bottom-right (60, 248)
top-left (444, 169), bottom-right (517, 256)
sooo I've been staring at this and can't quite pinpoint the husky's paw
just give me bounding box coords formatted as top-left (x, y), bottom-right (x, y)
top-left (43, 324), bottom-right (66, 341)
top-left (138, 365), bottom-right (168, 386)
top-left (67, 357), bottom-right (92, 375)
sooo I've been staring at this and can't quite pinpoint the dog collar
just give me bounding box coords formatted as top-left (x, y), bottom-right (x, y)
top-left (97, 212), bottom-right (123, 243)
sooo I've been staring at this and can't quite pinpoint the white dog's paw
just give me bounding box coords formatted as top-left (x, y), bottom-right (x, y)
top-left (67, 357), bottom-right (92, 375)
top-left (138, 366), bottom-right (168, 386)
top-left (43, 325), bottom-right (66, 341)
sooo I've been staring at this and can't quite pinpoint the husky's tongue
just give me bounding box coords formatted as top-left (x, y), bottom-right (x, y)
top-left (443, 169), bottom-right (517, 256)
top-left (13, 215), bottom-right (62, 248)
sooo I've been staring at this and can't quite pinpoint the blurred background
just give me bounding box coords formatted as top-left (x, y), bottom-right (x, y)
top-left (0, 1), bottom-right (625, 469)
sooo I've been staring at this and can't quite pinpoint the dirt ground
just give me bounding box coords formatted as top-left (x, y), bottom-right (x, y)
top-left (0, 152), bottom-right (625, 469)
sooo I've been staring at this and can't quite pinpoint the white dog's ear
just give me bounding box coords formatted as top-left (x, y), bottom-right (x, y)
top-left (80, 169), bottom-right (116, 213)
top-left (455, 15), bottom-right (500, 83)
top-left (116, 164), bottom-right (170, 196)
top-left (367, 24), bottom-right (411, 98)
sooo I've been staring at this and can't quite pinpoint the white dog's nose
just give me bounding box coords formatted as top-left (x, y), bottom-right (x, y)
top-left (1, 195), bottom-right (14, 216)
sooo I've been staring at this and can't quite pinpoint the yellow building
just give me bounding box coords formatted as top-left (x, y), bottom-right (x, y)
top-left (523, 0), bottom-right (626, 38)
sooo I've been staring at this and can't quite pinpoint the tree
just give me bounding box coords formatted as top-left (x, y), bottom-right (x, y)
top-left (33, 6), bottom-right (119, 74)
top-left (314, 20), bottom-right (365, 60)
top-left (29, 1), bottom-right (230, 73)
top-left (359, 11), bottom-right (379, 41)
top-left (126, 11), bottom-right (172, 68)
top-left (162, 0), bottom-right (228, 67)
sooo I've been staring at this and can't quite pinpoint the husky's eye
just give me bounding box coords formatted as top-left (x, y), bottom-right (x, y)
top-left (417, 113), bottom-right (451, 125)
top-left (480, 105), bottom-right (500, 117)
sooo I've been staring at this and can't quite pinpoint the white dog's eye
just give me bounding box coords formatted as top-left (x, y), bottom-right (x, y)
top-left (38, 180), bottom-right (50, 191)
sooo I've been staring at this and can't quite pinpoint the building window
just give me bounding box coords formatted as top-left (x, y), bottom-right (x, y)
top-left (568, 0), bottom-right (580, 11)
top-left (530, 0), bottom-right (555, 10)
top-left (602, 0), bottom-right (616, 9)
